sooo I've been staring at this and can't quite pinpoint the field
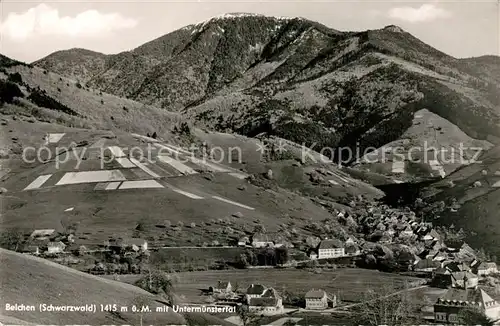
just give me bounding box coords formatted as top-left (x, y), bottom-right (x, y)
top-left (0, 248), bottom-right (231, 325)
top-left (104, 268), bottom-right (422, 304)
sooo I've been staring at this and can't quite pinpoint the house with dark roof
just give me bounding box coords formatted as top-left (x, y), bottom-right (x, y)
top-left (431, 269), bottom-right (453, 288)
top-left (444, 261), bottom-right (471, 273)
top-left (434, 288), bottom-right (500, 323)
top-left (246, 284), bottom-right (267, 301)
top-left (427, 239), bottom-right (443, 252)
top-left (248, 288), bottom-right (283, 316)
top-left (318, 239), bottom-right (345, 259)
top-left (413, 258), bottom-right (441, 272)
top-left (432, 251), bottom-right (448, 262)
top-left (305, 289), bottom-right (329, 310)
top-left (209, 281), bottom-right (232, 294)
top-left (21, 245), bottom-right (40, 255)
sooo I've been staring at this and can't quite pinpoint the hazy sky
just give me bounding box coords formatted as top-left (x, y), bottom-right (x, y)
top-left (1, 0), bottom-right (498, 63)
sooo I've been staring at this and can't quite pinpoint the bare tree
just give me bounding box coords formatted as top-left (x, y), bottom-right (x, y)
top-left (132, 296), bottom-right (149, 326)
top-left (353, 283), bottom-right (422, 326)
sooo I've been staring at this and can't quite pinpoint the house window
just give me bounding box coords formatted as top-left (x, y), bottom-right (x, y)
top-left (435, 312), bottom-right (447, 321)
top-left (449, 314), bottom-right (458, 322)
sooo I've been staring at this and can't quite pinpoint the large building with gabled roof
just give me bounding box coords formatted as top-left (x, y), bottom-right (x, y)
top-left (434, 287), bottom-right (500, 323)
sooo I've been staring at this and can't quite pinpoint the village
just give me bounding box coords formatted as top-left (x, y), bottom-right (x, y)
top-left (10, 201), bottom-right (500, 325)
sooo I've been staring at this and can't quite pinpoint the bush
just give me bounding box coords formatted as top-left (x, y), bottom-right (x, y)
top-left (0, 80), bottom-right (24, 105)
top-left (7, 72), bottom-right (23, 84)
top-left (27, 88), bottom-right (79, 116)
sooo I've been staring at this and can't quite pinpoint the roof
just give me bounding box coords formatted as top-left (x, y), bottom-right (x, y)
top-left (478, 262), bottom-right (497, 270)
top-left (21, 245), bottom-right (39, 252)
top-left (30, 229), bottom-right (55, 237)
top-left (48, 241), bottom-right (66, 248)
top-left (437, 288), bottom-right (496, 307)
top-left (434, 267), bottom-right (450, 275)
top-left (444, 239), bottom-right (465, 249)
top-left (414, 258), bottom-right (441, 269)
top-left (246, 284), bottom-right (266, 295)
top-left (124, 238), bottom-right (146, 246)
top-left (248, 297), bottom-right (278, 307)
top-left (252, 233), bottom-right (272, 243)
top-left (451, 271), bottom-right (477, 281)
top-left (318, 239), bottom-right (343, 249)
top-left (262, 288), bottom-right (279, 299)
top-left (305, 289), bottom-right (327, 299)
top-left (429, 229), bottom-right (441, 239)
top-left (445, 262), bottom-right (470, 272)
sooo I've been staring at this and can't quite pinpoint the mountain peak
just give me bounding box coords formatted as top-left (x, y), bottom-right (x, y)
top-left (195, 12), bottom-right (300, 26)
top-left (382, 25), bottom-right (405, 33)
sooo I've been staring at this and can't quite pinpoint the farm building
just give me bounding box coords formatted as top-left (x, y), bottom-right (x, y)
top-left (246, 284), bottom-right (266, 301)
top-left (305, 289), bottom-right (328, 310)
top-left (30, 229), bottom-right (55, 240)
top-left (251, 233), bottom-right (274, 248)
top-left (210, 281), bottom-right (232, 294)
top-left (47, 241), bottom-right (66, 254)
top-left (248, 288), bottom-right (284, 316)
top-left (125, 238), bottom-right (148, 252)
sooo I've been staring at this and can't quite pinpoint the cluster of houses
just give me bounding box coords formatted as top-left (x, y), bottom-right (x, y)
top-left (209, 281), bottom-right (336, 315)
top-left (20, 229), bottom-right (149, 257)
top-left (20, 229), bottom-right (72, 255)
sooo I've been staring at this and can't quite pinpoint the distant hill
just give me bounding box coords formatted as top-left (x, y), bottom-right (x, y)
top-left (33, 14), bottom-right (500, 182)
top-left (0, 248), bottom-right (231, 325)
top-left (421, 146), bottom-right (500, 259)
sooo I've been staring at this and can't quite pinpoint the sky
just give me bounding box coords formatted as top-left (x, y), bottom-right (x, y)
top-left (0, 0), bottom-right (498, 63)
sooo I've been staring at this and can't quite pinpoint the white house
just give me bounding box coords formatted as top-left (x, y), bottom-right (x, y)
top-left (47, 241), bottom-right (66, 254)
top-left (450, 272), bottom-right (479, 289)
top-left (210, 281), bottom-right (232, 294)
top-left (477, 262), bottom-right (498, 276)
top-left (309, 251), bottom-right (318, 260)
top-left (238, 237), bottom-right (249, 247)
top-left (125, 238), bottom-right (148, 252)
top-left (318, 239), bottom-right (345, 259)
top-left (305, 289), bottom-right (330, 310)
top-left (251, 233), bottom-right (274, 248)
